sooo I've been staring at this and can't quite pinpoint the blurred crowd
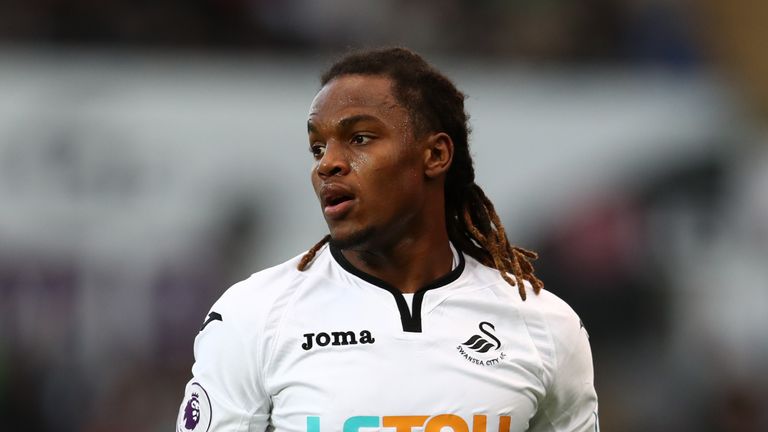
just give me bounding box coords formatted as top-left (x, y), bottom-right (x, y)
top-left (0, 0), bottom-right (700, 63)
top-left (1, 1), bottom-right (767, 431)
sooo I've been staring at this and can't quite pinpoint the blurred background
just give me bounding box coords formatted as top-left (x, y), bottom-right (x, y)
top-left (0, 0), bottom-right (766, 431)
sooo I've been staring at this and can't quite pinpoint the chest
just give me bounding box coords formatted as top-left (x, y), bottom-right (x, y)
top-left (263, 287), bottom-right (546, 432)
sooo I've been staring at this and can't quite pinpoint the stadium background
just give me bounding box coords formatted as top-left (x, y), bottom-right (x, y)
top-left (1, 0), bottom-right (766, 430)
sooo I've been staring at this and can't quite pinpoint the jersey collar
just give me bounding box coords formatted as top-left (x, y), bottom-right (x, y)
top-left (329, 242), bottom-right (465, 333)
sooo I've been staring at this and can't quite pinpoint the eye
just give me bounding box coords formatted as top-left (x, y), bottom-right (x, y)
top-left (310, 143), bottom-right (326, 159)
top-left (351, 134), bottom-right (372, 145)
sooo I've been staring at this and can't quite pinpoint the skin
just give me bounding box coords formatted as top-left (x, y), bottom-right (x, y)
top-left (307, 74), bottom-right (455, 293)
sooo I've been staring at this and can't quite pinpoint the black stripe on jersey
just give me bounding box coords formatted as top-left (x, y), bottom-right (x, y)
top-left (200, 312), bottom-right (223, 332)
top-left (330, 244), bottom-right (465, 333)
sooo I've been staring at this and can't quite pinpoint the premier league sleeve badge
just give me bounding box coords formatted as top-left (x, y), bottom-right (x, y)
top-left (177, 382), bottom-right (212, 432)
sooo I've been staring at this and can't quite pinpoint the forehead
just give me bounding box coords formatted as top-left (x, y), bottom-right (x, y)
top-left (308, 75), bottom-right (406, 123)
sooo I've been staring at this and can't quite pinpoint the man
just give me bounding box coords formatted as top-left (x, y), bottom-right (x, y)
top-left (177, 47), bottom-right (599, 432)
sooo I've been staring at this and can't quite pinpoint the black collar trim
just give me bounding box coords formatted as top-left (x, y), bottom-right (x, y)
top-left (329, 243), bottom-right (465, 333)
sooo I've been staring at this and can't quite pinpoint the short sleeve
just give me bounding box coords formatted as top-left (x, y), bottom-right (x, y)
top-left (528, 306), bottom-right (599, 432)
top-left (176, 308), bottom-right (271, 432)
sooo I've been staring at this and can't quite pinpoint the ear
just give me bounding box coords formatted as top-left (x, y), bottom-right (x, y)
top-left (423, 132), bottom-right (454, 179)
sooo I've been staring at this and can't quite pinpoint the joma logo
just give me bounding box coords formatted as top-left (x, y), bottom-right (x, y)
top-left (301, 330), bottom-right (375, 351)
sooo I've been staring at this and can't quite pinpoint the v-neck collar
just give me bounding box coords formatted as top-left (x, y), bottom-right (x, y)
top-left (329, 243), bottom-right (465, 333)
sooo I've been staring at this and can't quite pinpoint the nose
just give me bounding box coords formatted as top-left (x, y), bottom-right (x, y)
top-left (316, 140), bottom-right (349, 178)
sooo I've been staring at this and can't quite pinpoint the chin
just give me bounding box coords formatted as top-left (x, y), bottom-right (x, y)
top-left (328, 226), bottom-right (376, 250)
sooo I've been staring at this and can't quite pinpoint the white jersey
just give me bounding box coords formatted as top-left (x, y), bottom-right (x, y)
top-left (177, 244), bottom-right (599, 432)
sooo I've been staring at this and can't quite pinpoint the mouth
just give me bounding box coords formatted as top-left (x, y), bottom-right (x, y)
top-left (321, 186), bottom-right (356, 219)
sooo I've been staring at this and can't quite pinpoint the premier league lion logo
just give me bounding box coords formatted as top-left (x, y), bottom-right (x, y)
top-left (183, 393), bottom-right (201, 429)
top-left (177, 384), bottom-right (210, 432)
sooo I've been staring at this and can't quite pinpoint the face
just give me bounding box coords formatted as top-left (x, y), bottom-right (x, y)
top-left (307, 74), bottom-right (428, 250)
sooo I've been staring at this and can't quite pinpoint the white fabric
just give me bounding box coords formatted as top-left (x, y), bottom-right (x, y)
top-left (401, 293), bottom-right (414, 314)
top-left (177, 244), bottom-right (599, 432)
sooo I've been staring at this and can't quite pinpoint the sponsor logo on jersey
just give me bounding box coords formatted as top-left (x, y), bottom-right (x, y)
top-left (306, 414), bottom-right (512, 432)
top-left (177, 383), bottom-right (212, 432)
top-left (301, 329), bottom-right (375, 351)
top-left (456, 322), bottom-right (507, 366)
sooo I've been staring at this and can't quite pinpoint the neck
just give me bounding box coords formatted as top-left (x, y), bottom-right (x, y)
top-left (340, 231), bottom-right (454, 294)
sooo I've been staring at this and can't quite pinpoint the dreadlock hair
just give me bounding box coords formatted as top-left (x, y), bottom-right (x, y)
top-left (297, 47), bottom-right (543, 301)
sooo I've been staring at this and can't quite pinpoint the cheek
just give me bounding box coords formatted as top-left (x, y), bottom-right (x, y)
top-left (348, 152), bottom-right (372, 174)
top-left (355, 147), bottom-right (410, 175)
top-left (349, 153), bottom-right (389, 192)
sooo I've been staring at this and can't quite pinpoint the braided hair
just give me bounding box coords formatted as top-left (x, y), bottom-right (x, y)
top-left (298, 47), bottom-right (543, 300)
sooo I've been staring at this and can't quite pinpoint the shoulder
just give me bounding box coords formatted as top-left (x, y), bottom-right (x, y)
top-left (523, 288), bottom-right (585, 342)
top-left (517, 285), bottom-right (595, 406)
top-left (464, 255), bottom-right (588, 379)
top-left (193, 250), bottom-right (315, 380)
top-left (507, 273), bottom-right (587, 365)
top-left (207, 251), bottom-right (311, 331)
top-left (514, 287), bottom-right (598, 429)
top-left (465, 254), bottom-right (583, 336)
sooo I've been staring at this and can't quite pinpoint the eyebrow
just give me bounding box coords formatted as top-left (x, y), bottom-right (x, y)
top-left (338, 114), bottom-right (382, 129)
top-left (307, 114), bottom-right (383, 134)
